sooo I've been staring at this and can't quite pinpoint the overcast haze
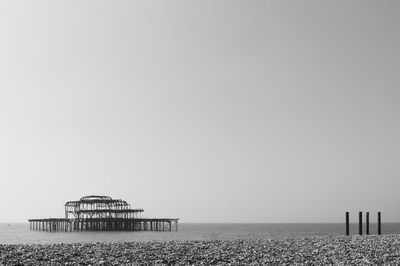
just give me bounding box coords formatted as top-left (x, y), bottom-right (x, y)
top-left (1, 1), bottom-right (400, 223)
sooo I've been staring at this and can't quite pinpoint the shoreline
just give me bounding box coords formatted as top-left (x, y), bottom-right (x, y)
top-left (2, 235), bottom-right (400, 265)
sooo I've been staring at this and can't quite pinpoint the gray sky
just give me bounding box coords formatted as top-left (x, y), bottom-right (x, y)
top-left (1, 1), bottom-right (400, 223)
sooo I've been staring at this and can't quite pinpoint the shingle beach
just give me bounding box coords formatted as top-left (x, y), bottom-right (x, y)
top-left (1, 235), bottom-right (400, 265)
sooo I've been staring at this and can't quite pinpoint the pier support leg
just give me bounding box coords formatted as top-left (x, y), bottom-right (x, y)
top-left (378, 212), bottom-right (382, 235)
top-left (345, 212), bottom-right (349, 236)
top-left (366, 212), bottom-right (369, 235)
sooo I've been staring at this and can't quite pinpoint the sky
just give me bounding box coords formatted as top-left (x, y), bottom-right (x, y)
top-left (1, 1), bottom-right (400, 223)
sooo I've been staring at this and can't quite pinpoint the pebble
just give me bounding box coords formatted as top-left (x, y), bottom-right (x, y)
top-left (1, 235), bottom-right (400, 265)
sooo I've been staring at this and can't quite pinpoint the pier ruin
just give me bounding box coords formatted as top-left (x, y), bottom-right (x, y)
top-left (28, 195), bottom-right (178, 232)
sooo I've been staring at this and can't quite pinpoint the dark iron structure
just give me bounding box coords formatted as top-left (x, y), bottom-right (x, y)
top-left (29, 195), bottom-right (178, 232)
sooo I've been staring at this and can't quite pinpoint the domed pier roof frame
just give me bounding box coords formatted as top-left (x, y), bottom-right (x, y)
top-left (65, 195), bottom-right (144, 219)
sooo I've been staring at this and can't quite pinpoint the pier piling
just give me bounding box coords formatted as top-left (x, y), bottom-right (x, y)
top-left (378, 211), bottom-right (381, 235)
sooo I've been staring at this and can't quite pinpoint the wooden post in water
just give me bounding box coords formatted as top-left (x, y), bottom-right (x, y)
top-left (345, 212), bottom-right (349, 235)
top-left (366, 212), bottom-right (369, 235)
top-left (378, 212), bottom-right (382, 235)
top-left (358, 211), bottom-right (362, 235)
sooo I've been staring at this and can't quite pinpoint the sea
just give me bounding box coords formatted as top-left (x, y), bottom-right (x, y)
top-left (1, 223), bottom-right (400, 245)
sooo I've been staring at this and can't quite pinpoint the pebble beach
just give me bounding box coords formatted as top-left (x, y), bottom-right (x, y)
top-left (1, 235), bottom-right (400, 265)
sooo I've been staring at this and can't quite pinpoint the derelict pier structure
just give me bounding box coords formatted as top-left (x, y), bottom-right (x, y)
top-left (28, 195), bottom-right (179, 232)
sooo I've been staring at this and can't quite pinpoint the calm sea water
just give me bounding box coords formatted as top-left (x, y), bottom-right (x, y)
top-left (1, 223), bottom-right (400, 245)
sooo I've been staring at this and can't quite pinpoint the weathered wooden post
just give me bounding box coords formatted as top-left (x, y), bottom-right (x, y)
top-left (345, 212), bottom-right (349, 235)
top-left (366, 212), bottom-right (369, 235)
top-left (359, 211), bottom-right (362, 235)
top-left (378, 212), bottom-right (381, 235)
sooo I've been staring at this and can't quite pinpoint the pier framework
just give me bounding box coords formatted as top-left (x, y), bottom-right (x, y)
top-left (28, 195), bottom-right (179, 232)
